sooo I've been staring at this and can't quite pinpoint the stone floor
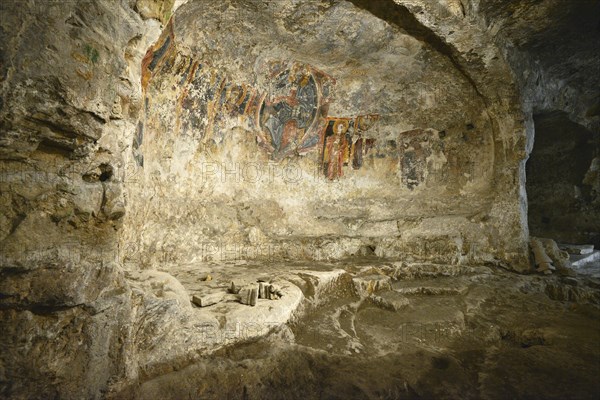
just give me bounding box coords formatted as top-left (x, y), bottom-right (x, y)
top-left (117, 260), bottom-right (600, 399)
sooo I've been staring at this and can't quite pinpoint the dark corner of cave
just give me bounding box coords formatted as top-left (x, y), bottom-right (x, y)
top-left (1, 0), bottom-right (599, 399)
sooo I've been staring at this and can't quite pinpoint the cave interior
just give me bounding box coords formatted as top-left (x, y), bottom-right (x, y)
top-left (0, 0), bottom-right (599, 398)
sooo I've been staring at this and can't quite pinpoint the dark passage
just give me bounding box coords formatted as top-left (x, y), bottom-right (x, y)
top-left (527, 111), bottom-right (600, 246)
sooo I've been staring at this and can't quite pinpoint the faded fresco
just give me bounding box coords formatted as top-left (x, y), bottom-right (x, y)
top-left (177, 65), bottom-right (263, 143)
top-left (142, 36), bottom-right (337, 164)
top-left (141, 19), bottom-right (175, 93)
top-left (258, 63), bottom-right (334, 160)
top-left (397, 129), bottom-right (433, 190)
top-left (139, 19), bottom-right (449, 187)
top-left (136, 19), bottom-right (176, 166)
top-left (319, 115), bottom-right (379, 179)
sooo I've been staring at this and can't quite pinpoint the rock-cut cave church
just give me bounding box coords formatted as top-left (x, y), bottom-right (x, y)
top-left (1, 0), bottom-right (599, 398)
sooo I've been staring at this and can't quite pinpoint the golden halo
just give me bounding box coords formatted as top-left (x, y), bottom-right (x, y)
top-left (332, 119), bottom-right (350, 134)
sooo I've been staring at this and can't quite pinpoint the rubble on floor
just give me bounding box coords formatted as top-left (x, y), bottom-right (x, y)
top-left (121, 259), bottom-right (600, 400)
top-left (558, 243), bottom-right (600, 278)
top-left (560, 243), bottom-right (595, 255)
top-left (530, 237), bottom-right (576, 276)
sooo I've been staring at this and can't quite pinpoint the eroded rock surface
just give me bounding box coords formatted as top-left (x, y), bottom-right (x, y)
top-left (1, 0), bottom-right (598, 398)
top-left (122, 0), bottom-right (532, 273)
top-left (125, 261), bottom-right (600, 400)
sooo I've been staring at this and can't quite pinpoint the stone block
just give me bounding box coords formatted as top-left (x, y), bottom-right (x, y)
top-left (191, 292), bottom-right (224, 307)
top-left (239, 286), bottom-right (258, 306)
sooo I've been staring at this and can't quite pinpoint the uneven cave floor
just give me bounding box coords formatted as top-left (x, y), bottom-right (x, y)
top-left (120, 259), bottom-right (600, 400)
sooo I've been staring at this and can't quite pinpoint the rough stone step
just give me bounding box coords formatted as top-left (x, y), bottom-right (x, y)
top-left (369, 291), bottom-right (410, 311)
top-left (393, 286), bottom-right (467, 296)
top-left (570, 251), bottom-right (600, 278)
top-left (352, 274), bottom-right (392, 295)
top-left (391, 277), bottom-right (470, 296)
top-left (559, 243), bottom-right (595, 255)
top-left (570, 250), bottom-right (600, 268)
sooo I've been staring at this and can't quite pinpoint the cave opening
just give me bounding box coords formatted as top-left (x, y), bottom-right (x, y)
top-left (526, 111), bottom-right (599, 248)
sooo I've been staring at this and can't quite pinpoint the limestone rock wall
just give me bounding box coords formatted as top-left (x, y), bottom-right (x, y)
top-left (0, 0), bottom-right (167, 397)
top-left (472, 0), bottom-right (600, 133)
top-left (467, 0), bottom-right (600, 247)
top-left (0, 0), bottom-right (573, 397)
top-left (122, 0), bottom-right (530, 271)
